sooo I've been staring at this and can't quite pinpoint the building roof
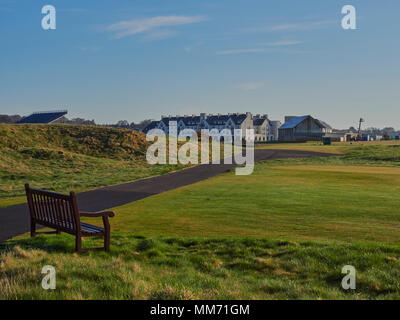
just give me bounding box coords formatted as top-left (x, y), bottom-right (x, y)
top-left (315, 119), bottom-right (332, 130)
top-left (142, 121), bottom-right (159, 133)
top-left (18, 110), bottom-right (68, 124)
top-left (144, 113), bottom-right (253, 132)
top-left (205, 115), bottom-right (229, 125)
top-left (229, 113), bottom-right (248, 125)
top-left (181, 116), bottom-right (201, 126)
top-left (253, 118), bottom-right (267, 126)
top-left (160, 117), bottom-right (185, 126)
top-left (279, 115), bottom-right (310, 129)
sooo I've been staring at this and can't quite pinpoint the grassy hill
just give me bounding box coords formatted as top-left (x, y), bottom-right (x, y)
top-left (0, 124), bottom-right (149, 159)
top-left (0, 124), bottom-right (182, 205)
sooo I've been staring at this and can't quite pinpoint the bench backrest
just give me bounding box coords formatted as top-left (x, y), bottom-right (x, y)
top-left (25, 184), bottom-right (81, 234)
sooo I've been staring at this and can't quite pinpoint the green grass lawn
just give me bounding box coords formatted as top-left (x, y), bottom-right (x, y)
top-left (1, 141), bottom-right (400, 299)
top-left (107, 160), bottom-right (400, 244)
top-left (256, 139), bottom-right (400, 159)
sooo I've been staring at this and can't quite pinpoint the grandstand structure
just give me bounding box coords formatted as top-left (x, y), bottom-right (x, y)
top-left (17, 110), bottom-right (68, 124)
top-left (278, 115), bottom-right (332, 142)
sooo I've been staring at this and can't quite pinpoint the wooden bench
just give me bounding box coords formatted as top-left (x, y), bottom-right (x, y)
top-left (25, 184), bottom-right (114, 253)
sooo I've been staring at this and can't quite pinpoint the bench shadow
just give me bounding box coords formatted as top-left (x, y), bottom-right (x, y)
top-left (0, 234), bottom-right (76, 254)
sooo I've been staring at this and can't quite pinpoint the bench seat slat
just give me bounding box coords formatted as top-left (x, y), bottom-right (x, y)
top-left (81, 222), bottom-right (104, 235)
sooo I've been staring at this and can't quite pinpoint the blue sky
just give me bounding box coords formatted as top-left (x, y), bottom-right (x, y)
top-left (0, 0), bottom-right (399, 128)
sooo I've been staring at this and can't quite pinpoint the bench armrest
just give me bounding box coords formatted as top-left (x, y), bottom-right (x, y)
top-left (80, 211), bottom-right (115, 218)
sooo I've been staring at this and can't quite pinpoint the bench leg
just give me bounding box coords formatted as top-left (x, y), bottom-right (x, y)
top-left (102, 216), bottom-right (111, 252)
top-left (30, 220), bottom-right (36, 237)
top-left (75, 235), bottom-right (82, 253)
top-left (104, 231), bottom-right (110, 252)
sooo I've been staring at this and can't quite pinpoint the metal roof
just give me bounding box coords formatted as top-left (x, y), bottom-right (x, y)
top-left (18, 110), bottom-right (67, 124)
top-left (315, 119), bottom-right (332, 130)
top-left (279, 115), bottom-right (310, 129)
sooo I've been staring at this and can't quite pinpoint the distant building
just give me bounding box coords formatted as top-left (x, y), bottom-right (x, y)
top-left (253, 117), bottom-right (269, 142)
top-left (18, 110), bottom-right (68, 124)
top-left (143, 112), bottom-right (280, 141)
top-left (324, 132), bottom-right (356, 142)
top-left (278, 115), bottom-right (332, 142)
top-left (252, 114), bottom-right (280, 142)
top-left (269, 120), bottom-right (282, 142)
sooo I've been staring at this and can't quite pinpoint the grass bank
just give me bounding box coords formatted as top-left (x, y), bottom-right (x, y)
top-left (0, 124), bottom-right (184, 206)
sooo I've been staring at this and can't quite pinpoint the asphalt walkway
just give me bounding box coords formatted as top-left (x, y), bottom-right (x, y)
top-left (0, 149), bottom-right (333, 241)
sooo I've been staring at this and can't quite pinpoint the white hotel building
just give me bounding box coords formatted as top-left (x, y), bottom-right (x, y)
top-left (143, 112), bottom-right (281, 142)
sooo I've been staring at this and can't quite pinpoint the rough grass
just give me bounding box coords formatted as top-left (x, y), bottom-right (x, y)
top-left (1, 234), bottom-right (399, 300)
top-left (2, 137), bottom-right (400, 299)
top-left (0, 124), bottom-right (184, 202)
top-left (0, 124), bottom-right (149, 159)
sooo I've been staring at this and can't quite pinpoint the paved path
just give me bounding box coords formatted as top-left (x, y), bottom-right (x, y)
top-left (0, 149), bottom-right (333, 241)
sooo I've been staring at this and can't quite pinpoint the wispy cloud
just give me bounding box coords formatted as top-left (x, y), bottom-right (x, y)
top-left (236, 82), bottom-right (265, 91)
top-left (107, 15), bottom-right (207, 39)
top-left (142, 29), bottom-right (177, 41)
